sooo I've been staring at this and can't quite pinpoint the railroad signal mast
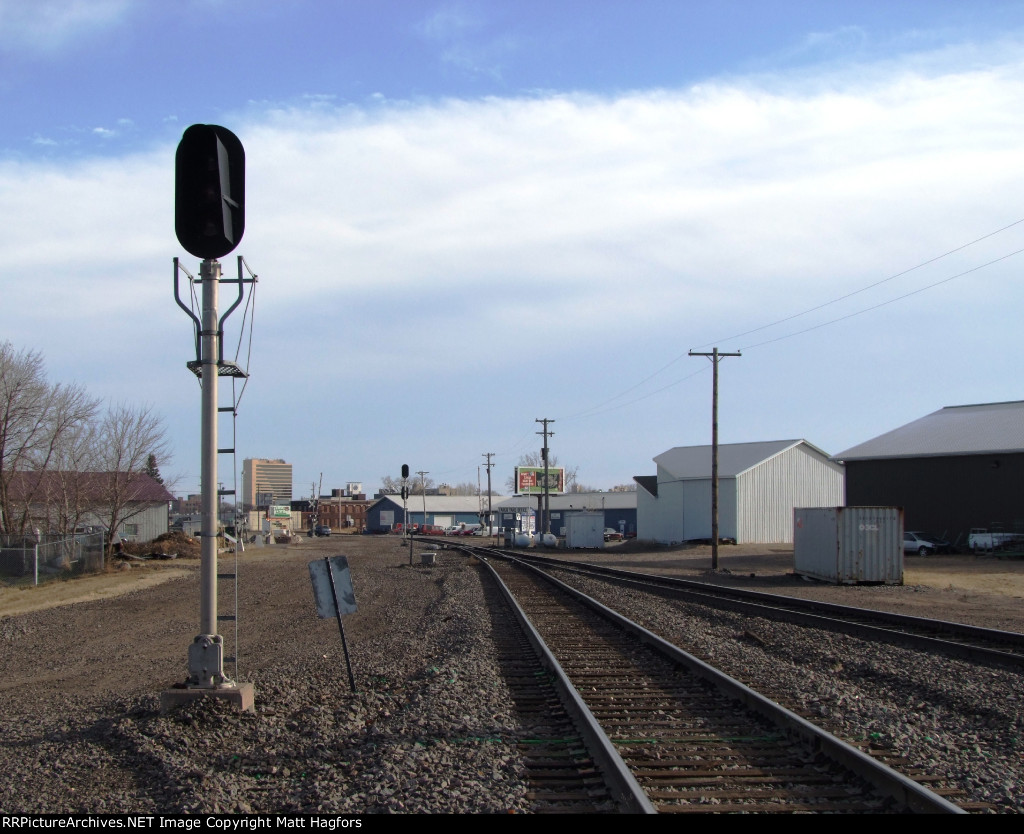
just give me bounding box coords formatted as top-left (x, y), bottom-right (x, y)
top-left (163, 124), bottom-right (254, 712)
top-left (309, 473), bottom-right (323, 536)
top-left (401, 464), bottom-right (411, 564)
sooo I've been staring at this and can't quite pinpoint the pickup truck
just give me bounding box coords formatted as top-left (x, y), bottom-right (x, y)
top-left (969, 528), bottom-right (1019, 551)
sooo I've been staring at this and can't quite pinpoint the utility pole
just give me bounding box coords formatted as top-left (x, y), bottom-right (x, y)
top-left (688, 347), bottom-right (741, 571)
top-left (417, 471), bottom-right (429, 532)
top-left (535, 419), bottom-right (554, 536)
top-left (483, 453), bottom-right (494, 535)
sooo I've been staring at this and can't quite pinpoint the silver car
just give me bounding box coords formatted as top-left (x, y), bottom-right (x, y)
top-left (903, 531), bottom-right (948, 556)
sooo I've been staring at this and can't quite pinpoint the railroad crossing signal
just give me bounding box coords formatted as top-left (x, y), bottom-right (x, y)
top-left (175, 124), bottom-right (245, 260)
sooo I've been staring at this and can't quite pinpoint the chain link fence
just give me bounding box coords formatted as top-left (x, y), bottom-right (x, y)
top-left (0, 532), bottom-right (105, 586)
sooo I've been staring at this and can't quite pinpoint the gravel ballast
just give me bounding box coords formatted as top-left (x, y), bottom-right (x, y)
top-left (1, 535), bottom-right (1021, 813)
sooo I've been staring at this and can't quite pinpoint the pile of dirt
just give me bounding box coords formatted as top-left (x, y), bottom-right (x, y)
top-left (123, 531), bottom-right (201, 560)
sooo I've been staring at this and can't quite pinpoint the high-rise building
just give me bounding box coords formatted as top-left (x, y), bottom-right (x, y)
top-left (242, 458), bottom-right (293, 509)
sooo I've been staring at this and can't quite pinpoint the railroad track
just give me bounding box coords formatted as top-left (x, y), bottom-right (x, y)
top-left (477, 570), bottom-right (623, 813)
top-left (468, 546), bottom-right (965, 814)
top-left (497, 549), bottom-right (1024, 669)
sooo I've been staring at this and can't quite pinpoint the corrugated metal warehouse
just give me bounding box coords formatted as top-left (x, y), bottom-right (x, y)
top-left (366, 495), bottom-right (500, 532)
top-left (833, 400), bottom-right (1024, 546)
top-left (635, 440), bottom-right (845, 545)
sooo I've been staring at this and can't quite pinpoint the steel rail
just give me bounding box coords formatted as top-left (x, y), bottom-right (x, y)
top-left (474, 551), bottom-right (657, 813)
top-left (503, 550), bottom-right (1024, 668)
top-left (466, 545), bottom-right (967, 815)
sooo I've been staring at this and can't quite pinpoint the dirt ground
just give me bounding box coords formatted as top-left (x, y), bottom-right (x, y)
top-left (3, 535), bottom-right (1024, 632)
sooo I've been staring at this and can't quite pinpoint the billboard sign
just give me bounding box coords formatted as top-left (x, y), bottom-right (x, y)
top-left (270, 505), bottom-right (291, 519)
top-left (514, 466), bottom-right (564, 495)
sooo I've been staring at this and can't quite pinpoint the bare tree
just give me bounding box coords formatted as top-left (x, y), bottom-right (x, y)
top-left (379, 473), bottom-right (435, 495)
top-left (42, 420), bottom-right (100, 535)
top-left (443, 481), bottom-right (479, 496)
top-left (0, 342), bottom-right (100, 535)
top-left (91, 402), bottom-right (171, 553)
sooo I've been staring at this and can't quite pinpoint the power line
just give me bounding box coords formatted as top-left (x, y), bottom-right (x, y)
top-left (559, 218), bottom-right (1024, 425)
top-left (420, 218), bottom-right (1024, 484)
top-left (695, 216), bottom-right (1024, 351)
top-left (738, 246), bottom-right (1024, 351)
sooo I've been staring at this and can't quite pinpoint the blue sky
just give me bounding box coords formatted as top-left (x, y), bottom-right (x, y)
top-left (3, 1), bottom-right (1024, 499)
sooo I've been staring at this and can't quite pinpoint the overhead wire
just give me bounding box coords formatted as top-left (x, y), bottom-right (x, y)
top-left (553, 216), bottom-right (1024, 426)
top-left (738, 247), bottom-right (1024, 350)
top-left (694, 216), bottom-right (1024, 350)
top-left (410, 216), bottom-right (1024, 483)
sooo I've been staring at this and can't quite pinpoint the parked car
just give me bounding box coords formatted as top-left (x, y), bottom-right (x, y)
top-left (314, 524), bottom-right (331, 537)
top-left (903, 531), bottom-right (948, 556)
top-left (604, 528), bottom-right (624, 542)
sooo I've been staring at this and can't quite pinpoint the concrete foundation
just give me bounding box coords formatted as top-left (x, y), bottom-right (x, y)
top-left (160, 682), bottom-right (255, 714)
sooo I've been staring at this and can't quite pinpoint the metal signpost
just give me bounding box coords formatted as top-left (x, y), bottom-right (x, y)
top-left (308, 556), bottom-right (358, 693)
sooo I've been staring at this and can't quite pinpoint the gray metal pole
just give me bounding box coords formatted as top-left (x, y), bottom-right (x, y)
top-left (187, 257), bottom-right (227, 687)
top-left (711, 347), bottom-right (720, 570)
top-left (200, 258), bottom-right (219, 636)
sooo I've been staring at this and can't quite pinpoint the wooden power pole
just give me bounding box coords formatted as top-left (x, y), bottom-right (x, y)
top-left (689, 347), bottom-right (741, 571)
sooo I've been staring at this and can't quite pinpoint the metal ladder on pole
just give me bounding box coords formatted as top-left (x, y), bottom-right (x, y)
top-left (217, 390), bottom-right (242, 679)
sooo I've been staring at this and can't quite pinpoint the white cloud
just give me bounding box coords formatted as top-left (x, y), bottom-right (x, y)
top-left (0, 0), bottom-right (134, 53)
top-left (4, 40), bottom-right (1024, 490)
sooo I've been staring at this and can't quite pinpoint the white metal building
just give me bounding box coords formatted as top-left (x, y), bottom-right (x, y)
top-left (636, 440), bottom-right (845, 544)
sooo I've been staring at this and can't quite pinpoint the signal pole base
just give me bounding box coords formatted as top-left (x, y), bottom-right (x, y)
top-left (160, 681), bottom-right (255, 714)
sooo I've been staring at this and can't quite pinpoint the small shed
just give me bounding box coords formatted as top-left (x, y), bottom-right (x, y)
top-left (565, 512), bottom-right (604, 549)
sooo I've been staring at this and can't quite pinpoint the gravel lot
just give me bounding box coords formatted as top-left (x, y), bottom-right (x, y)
top-left (1, 534), bottom-right (1022, 814)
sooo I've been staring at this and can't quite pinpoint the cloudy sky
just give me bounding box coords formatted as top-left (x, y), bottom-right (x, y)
top-left (3, 0), bottom-right (1024, 499)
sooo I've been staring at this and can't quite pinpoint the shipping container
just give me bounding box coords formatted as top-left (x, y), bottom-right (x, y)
top-left (566, 512), bottom-right (605, 549)
top-left (793, 506), bottom-right (903, 585)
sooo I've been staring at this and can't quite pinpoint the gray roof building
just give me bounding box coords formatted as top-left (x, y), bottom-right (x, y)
top-left (638, 440), bottom-right (844, 545)
top-left (835, 401), bottom-right (1024, 460)
top-left (365, 494), bottom-right (506, 532)
top-left (833, 401), bottom-right (1024, 543)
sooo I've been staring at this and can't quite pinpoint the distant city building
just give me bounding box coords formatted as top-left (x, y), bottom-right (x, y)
top-left (241, 458), bottom-right (293, 509)
top-left (171, 494), bottom-right (202, 515)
